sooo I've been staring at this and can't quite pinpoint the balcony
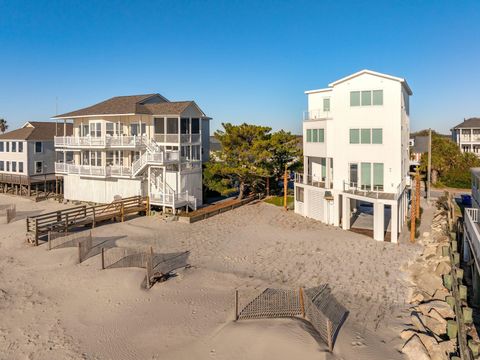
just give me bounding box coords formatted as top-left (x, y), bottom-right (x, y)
top-left (464, 208), bottom-right (480, 270)
top-left (55, 162), bottom-right (132, 178)
top-left (303, 109), bottom-right (331, 121)
top-left (342, 181), bottom-right (401, 201)
top-left (153, 133), bottom-right (202, 143)
top-left (295, 174), bottom-right (332, 189)
top-left (54, 135), bottom-right (144, 149)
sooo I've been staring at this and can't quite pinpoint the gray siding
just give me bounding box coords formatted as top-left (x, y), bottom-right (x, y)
top-left (201, 118), bottom-right (210, 163)
top-left (27, 140), bottom-right (56, 175)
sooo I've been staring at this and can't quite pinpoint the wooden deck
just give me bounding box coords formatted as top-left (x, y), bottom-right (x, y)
top-left (26, 195), bottom-right (149, 245)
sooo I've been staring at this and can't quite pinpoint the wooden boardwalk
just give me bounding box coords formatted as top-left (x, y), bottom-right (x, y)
top-left (26, 195), bottom-right (149, 245)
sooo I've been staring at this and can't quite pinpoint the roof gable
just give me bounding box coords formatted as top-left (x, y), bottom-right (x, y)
top-left (328, 69), bottom-right (413, 95)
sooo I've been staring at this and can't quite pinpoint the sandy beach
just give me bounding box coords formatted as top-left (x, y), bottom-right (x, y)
top-left (0, 194), bottom-right (423, 360)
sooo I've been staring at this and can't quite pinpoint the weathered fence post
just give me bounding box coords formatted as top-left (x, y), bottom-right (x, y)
top-left (121, 203), bottom-right (124, 222)
top-left (92, 207), bottom-right (96, 228)
top-left (78, 242), bottom-right (82, 263)
top-left (299, 287), bottom-right (305, 318)
top-left (48, 231), bottom-right (51, 250)
top-left (327, 319), bottom-right (333, 352)
top-left (101, 247), bottom-right (105, 269)
top-left (34, 219), bottom-right (39, 246)
top-left (235, 290), bottom-right (239, 321)
top-left (65, 214), bottom-right (69, 233)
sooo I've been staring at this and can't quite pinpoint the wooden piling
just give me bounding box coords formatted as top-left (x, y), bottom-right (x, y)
top-left (234, 290), bottom-right (239, 321)
top-left (101, 247), bottom-right (105, 269)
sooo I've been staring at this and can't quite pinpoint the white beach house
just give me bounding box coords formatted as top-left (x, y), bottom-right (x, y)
top-left (294, 70), bottom-right (412, 243)
top-left (451, 118), bottom-right (480, 156)
top-left (463, 169), bottom-right (480, 305)
top-left (53, 94), bottom-right (210, 211)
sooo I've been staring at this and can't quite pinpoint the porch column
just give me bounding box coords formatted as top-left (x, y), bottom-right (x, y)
top-left (391, 201), bottom-right (398, 244)
top-left (373, 202), bottom-right (385, 241)
top-left (326, 158), bottom-right (331, 189)
top-left (342, 195), bottom-right (350, 230)
top-left (147, 166), bottom-right (151, 199)
top-left (333, 194), bottom-right (340, 227)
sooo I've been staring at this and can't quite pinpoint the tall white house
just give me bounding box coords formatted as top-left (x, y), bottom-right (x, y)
top-left (53, 94), bottom-right (210, 211)
top-left (294, 70), bottom-right (412, 243)
top-left (451, 118), bottom-right (480, 156)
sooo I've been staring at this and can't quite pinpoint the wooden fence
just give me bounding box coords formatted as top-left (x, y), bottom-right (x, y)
top-left (47, 230), bottom-right (91, 250)
top-left (179, 196), bottom-right (256, 224)
top-left (235, 285), bottom-right (348, 352)
top-left (26, 195), bottom-right (149, 245)
top-left (0, 204), bottom-right (16, 224)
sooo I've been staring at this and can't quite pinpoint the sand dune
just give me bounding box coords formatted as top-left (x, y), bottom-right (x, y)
top-left (0, 195), bottom-right (420, 359)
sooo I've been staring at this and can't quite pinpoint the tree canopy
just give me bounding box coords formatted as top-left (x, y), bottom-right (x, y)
top-left (420, 133), bottom-right (480, 188)
top-left (204, 123), bottom-right (302, 198)
top-left (0, 118), bottom-right (7, 134)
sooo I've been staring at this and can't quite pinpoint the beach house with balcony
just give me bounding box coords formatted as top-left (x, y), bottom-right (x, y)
top-left (294, 70), bottom-right (411, 243)
top-left (53, 94), bottom-right (210, 211)
top-left (0, 121), bottom-right (72, 196)
top-left (462, 169), bottom-right (480, 305)
top-left (451, 118), bottom-right (480, 156)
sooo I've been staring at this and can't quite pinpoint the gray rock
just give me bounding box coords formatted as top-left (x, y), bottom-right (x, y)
top-left (434, 261), bottom-right (451, 276)
top-left (411, 312), bottom-right (427, 332)
top-left (424, 315), bottom-right (447, 336)
top-left (418, 300), bottom-right (455, 319)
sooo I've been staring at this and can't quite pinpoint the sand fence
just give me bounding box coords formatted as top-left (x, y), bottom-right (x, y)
top-left (235, 285), bottom-right (348, 352)
top-left (46, 230), bottom-right (190, 288)
top-left (0, 204), bottom-right (16, 224)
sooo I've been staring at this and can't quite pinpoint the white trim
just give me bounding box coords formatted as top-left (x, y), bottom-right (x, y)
top-left (52, 113), bottom-right (136, 120)
top-left (328, 69), bottom-right (413, 95)
top-left (304, 87), bottom-right (333, 95)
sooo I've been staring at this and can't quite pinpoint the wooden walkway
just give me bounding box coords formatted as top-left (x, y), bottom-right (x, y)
top-left (26, 195), bottom-right (149, 245)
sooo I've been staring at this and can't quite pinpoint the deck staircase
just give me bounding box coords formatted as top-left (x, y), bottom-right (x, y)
top-left (132, 138), bottom-right (197, 210)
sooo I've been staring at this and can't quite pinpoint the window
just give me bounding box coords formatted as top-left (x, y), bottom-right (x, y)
top-left (318, 129), bottom-right (325, 142)
top-left (11, 161), bottom-right (16, 172)
top-left (361, 91), bottom-right (372, 106)
top-left (351, 90), bottom-right (383, 107)
top-left (90, 151), bottom-right (102, 166)
top-left (35, 161), bottom-right (43, 174)
top-left (11, 142), bottom-right (16, 152)
top-left (296, 187), bottom-right (304, 203)
top-left (18, 162), bottom-right (23, 173)
top-left (167, 118), bottom-right (178, 134)
top-left (18, 142), bottom-right (23, 152)
top-left (191, 118), bottom-right (200, 134)
top-left (6, 142), bottom-right (9, 152)
top-left (181, 145), bottom-right (191, 159)
top-left (306, 129), bottom-right (325, 143)
top-left (106, 122), bottom-right (115, 136)
top-left (90, 123), bottom-right (101, 137)
top-left (350, 129), bottom-right (360, 144)
top-left (6, 161), bottom-right (10, 171)
top-left (349, 163), bottom-right (358, 185)
top-left (181, 118), bottom-right (189, 134)
top-left (373, 163), bottom-right (384, 190)
top-left (35, 141), bottom-right (43, 153)
top-left (192, 145), bottom-right (201, 160)
top-left (154, 118), bottom-right (165, 134)
top-left (130, 123), bottom-right (146, 136)
top-left (0, 142), bottom-right (3, 152)
top-left (360, 129), bottom-right (371, 144)
top-left (372, 129), bottom-right (383, 144)
top-left (350, 91), bottom-right (360, 106)
top-left (81, 124), bottom-right (89, 136)
top-left (323, 98), bottom-right (330, 112)
top-left (361, 162), bottom-right (371, 190)
top-left (0, 161), bottom-right (4, 171)
top-left (372, 90), bottom-right (383, 105)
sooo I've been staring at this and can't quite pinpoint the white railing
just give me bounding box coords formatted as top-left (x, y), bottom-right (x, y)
top-left (303, 109), bottom-right (331, 121)
top-left (295, 173), bottom-right (332, 189)
top-left (153, 134), bottom-right (180, 143)
top-left (465, 208), bottom-right (480, 272)
top-left (180, 161), bottom-right (202, 171)
top-left (131, 150), bottom-right (181, 175)
top-left (55, 162), bottom-right (132, 178)
top-left (54, 135), bottom-right (144, 148)
top-left (150, 190), bottom-right (197, 210)
top-left (180, 134), bottom-right (202, 143)
top-left (343, 180), bottom-right (395, 199)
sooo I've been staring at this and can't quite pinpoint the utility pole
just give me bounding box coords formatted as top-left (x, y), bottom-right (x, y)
top-left (416, 168), bottom-right (421, 219)
top-left (283, 165), bottom-right (288, 210)
top-left (427, 128), bottom-right (432, 203)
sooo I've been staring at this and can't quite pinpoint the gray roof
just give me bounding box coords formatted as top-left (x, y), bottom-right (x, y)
top-left (53, 94), bottom-right (205, 118)
top-left (452, 118), bottom-right (480, 129)
top-left (0, 121), bottom-right (73, 140)
top-left (411, 136), bottom-right (428, 153)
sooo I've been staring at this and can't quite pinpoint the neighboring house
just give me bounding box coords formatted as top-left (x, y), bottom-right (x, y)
top-left (0, 121), bottom-right (72, 195)
top-left (53, 93), bottom-right (211, 211)
top-left (451, 118), bottom-right (480, 155)
top-left (294, 69), bottom-right (412, 243)
top-left (409, 136), bottom-right (428, 165)
top-left (209, 136), bottom-right (222, 160)
top-left (462, 169), bottom-right (480, 305)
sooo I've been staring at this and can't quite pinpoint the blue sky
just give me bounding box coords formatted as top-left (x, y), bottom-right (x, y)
top-left (0, 0), bottom-right (479, 134)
